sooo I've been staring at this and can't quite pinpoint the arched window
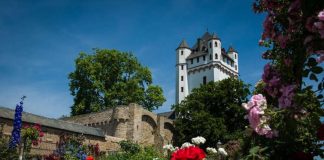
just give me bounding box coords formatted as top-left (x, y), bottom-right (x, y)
top-left (215, 54), bottom-right (218, 59)
top-left (215, 42), bottom-right (218, 47)
top-left (181, 51), bottom-right (183, 55)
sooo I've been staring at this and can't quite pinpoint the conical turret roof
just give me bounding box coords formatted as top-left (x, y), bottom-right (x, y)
top-left (209, 33), bottom-right (220, 40)
top-left (177, 39), bottom-right (190, 50)
top-left (228, 46), bottom-right (237, 52)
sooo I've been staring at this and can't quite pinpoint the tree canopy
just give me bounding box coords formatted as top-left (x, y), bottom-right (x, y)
top-left (68, 49), bottom-right (165, 115)
top-left (173, 78), bottom-right (250, 148)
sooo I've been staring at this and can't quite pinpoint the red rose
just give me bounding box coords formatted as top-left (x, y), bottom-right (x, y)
top-left (317, 123), bottom-right (324, 140)
top-left (86, 156), bottom-right (94, 160)
top-left (171, 146), bottom-right (206, 160)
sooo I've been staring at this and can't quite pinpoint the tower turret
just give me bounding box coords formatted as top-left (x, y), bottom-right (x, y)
top-left (176, 40), bottom-right (190, 104)
top-left (207, 33), bottom-right (221, 62)
top-left (227, 46), bottom-right (239, 72)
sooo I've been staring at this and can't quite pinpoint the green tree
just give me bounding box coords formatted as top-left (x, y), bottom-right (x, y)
top-left (173, 78), bottom-right (250, 148)
top-left (69, 49), bottom-right (165, 115)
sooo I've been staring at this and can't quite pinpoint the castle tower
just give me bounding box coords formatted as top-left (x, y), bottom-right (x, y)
top-left (175, 32), bottom-right (239, 104)
top-left (175, 40), bottom-right (190, 104)
top-left (227, 46), bottom-right (239, 72)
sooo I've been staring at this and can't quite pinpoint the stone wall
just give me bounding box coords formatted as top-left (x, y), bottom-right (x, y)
top-left (0, 118), bottom-right (111, 156)
top-left (63, 103), bottom-right (175, 148)
top-left (0, 103), bottom-right (174, 157)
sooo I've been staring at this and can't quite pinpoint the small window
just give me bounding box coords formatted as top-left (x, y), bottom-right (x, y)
top-left (181, 87), bottom-right (184, 92)
top-left (209, 42), bottom-right (212, 48)
top-left (203, 55), bottom-right (205, 61)
top-left (191, 59), bottom-right (193, 64)
top-left (215, 42), bottom-right (218, 47)
top-left (197, 57), bottom-right (199, 63)
top-left (181, 76), bottom-right (184, 81)
top-left (215, 54), bottom-right (218, 59)
top-left (181, 65), bottom-right (184, 70)
top-left (235, 65), bottom-right (237, 70)
top-left (209, 54), bottom-right (212, 60)
top-left (231, 61), bottom-right (234, 67)
top-left (203, 76), bottom-right (207, 85)
top-left (181, 51), bottom-right (184, 55)
top-left (235, 54), bottom-right (237, 59)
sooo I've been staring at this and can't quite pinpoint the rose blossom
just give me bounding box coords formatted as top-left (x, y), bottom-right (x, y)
top-left (318, 10), bottom-right (324, 21)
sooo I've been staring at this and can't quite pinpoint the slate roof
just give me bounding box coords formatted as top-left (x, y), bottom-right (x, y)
top-left (157, 111), bottom-right (175, 120)
top-left (177, 40), bottom-right (190, 49)
top-left (227, 46), bottom-right (237, 53)
top-left (0, 106), bottom-right (105, 137)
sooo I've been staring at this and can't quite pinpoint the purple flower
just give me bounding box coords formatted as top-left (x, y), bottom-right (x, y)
top-left (278, 85), bottom-right (295, 108)
top-left (318, 10), bottom-right (324, 21)
top-left (9, 100), bottom-right (24, 149)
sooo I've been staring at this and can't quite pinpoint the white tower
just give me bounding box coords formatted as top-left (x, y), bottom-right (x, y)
top-left (176, 40), bottom-right (190, 104)
top-left (227, 46), bottom-right (239, 72)
top-left (175, 32), bottom-right (239, 105)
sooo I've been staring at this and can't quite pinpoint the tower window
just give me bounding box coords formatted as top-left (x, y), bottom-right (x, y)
top-left (181, 87), bottom-right (184, 92)
top-left (181, 65), bottom-right (184, 70)
top-left (235, 65), bottom-right (237, 70)
top-left (215, 42), bottom-right (218, 47)
top-left (210, 54), bottom-right (212, 60)
top-left (203, 55), bottom-right (205, 61)
top-left (209, 42), bottom-right (212, 48)
top-left (215, 54), bottom-right (218, 59)
top-left (191, 59), bottom-right (193, 64)
top-left (235, 54), bottom-right (237, 59)
top-left (197, 57), bottom-right (199, 63)
top-left (181, 50), bottom-right (183, 55)
top-left (181, 76), bottom-right (184, 81)
top-left (203, 76), bottom-right (207, 85)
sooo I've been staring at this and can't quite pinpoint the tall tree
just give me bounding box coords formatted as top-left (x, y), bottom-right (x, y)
top-left (68, 49), bottom-right (165, 115)
top-left (173, 78), bottom-right (250, 148)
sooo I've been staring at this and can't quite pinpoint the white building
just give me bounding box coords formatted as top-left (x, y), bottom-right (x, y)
top-left (176, 32), bottom-right (239, 104)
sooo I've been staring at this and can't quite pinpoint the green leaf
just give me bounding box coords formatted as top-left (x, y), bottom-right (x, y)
top-left (302, 69), bottom-right (310, 77)
top-left (311, 66), bottom-right (323, 74)
top-left (318, 82), bottom-right (323, 90)
top-left (310, 73), bottom-right (318, 81)
top-left (307, 58), bottom-right (317, 67)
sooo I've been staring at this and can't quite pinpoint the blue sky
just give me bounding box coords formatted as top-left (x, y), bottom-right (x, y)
top-left (0, 0), bottom-right (267, 118)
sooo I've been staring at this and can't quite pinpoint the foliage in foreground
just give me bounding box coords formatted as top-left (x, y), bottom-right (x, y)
top-left (173, 78), bottom-right (250, 148)
top-left (0, 123), bottom-right (18, 160)
top-left (241, 0), bottom-right (324, 159)
top-left (102, 140), bottom-right (164, 160)
top-left (69, 49), bottom-right (166, 115)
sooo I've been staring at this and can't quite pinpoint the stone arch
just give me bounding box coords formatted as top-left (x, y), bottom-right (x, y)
top-left (140, 115), bottom-right (157, 146)
top-left (163, 122), bottom-right (175, 144)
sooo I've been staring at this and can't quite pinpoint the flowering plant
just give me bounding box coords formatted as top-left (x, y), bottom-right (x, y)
top-left (21, 123), bottom-right (44, 146)
top-left (243, 0), bottom-right (324, 159)
top-left (8, 98), bottom-right (25, 149)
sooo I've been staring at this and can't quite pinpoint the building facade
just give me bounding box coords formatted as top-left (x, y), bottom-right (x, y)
top-left (0, 103), bottom-right (174, 157)
top-left (176, 32), bottom-right (239, 104)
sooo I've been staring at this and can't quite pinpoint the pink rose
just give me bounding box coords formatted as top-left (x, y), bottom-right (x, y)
top-left (318, 10), bottom-right (324, 21)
